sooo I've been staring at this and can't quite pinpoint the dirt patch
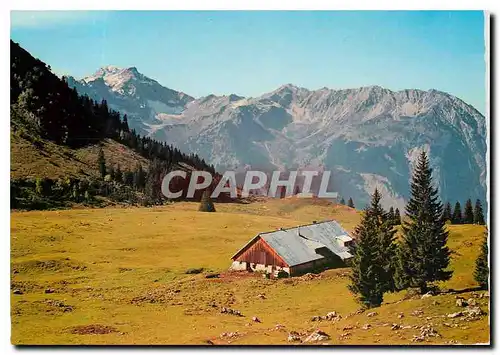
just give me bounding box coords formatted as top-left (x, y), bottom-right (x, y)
top-left (68, 324), bottom-right (119, 335)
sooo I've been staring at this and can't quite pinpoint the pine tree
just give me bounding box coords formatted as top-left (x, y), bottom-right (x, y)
top-left (474, 233), bottom-right (489, 290)
top-left (348, 189), bottom-right (396, 307)
top-left (443, 202), bottom-right (452, 223)
top-left (474, 199), bottom-right (485, 225)
top-left (340, 197), bottom-right (346, 205)
top-left (97, 148), bottom-right (106, 180)
top-left (452, 201), bottom-right (462, 224)
top-left (463, 199), bottom-right (474, 224)
top-left (115, 165), bottom-right (122, 183)
top-left (199, 189), bottom-right (216, 212)
top-left (394, 208), bottom-right (402, 225)
top-left (133, 164), bottom-right (146, 191)
top-left (395, 151), bottom-right (452, 293)
top-left (387, 207), bottom-right (395, 225)
top-left (347, 197), bottom-right (355, 208)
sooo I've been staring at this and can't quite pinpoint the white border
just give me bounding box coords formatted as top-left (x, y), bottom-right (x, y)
top-left (2, 2), bottom-right (495, 355)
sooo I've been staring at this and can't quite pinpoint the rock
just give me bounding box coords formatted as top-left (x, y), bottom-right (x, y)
top-left (397, 313), bottom-right (404, 319)
top-left (411, 309), bottom-right (424, 316)
top-left (362, 324), bottom-right (371, 330)
top-left (13, 289), bottom-right (23, 295)
top-left (467, 298), bottom-right (477, 306)
top-left (311, 316), bottom-right (321, 322)
top-left (287, 331), bottom-right (301, 342)
top-left (339, 332), bottom-right (351, 340)
top-left (456, 298), bottom-right (467, 307)
top-left (366, 311), bottom-right (378, 317)
top-left (252, 316), bottom-right (261, 323)
top-left (304, 330), bottom-right (330, 343)
top-left (45, 288), bottom-right (55, 294)
top-left (421, 291), bottom-right (433, 299)
top-left (256, 294), bottom-right (266, 299)
top-left (461, 306), bottom-right (485, 321)
top-left (447, 311), bottom-right (463, 318)
top-left (402, 325), bottom-right (412, 330)
top-left (343, 325), bottom-right (354, 331)
top-left (274, 324), bottom-right (285, 331)
top-left (205, 273), bottom-right (220, 279)
top-left (432, 300), bottom-right (440, 306)
top-left (391, 324), bottom-right (401, 330)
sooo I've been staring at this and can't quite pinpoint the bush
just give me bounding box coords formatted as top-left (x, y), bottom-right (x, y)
top-left (185, 267), bottom-right (204, 274)
top-left (277, 270), bottom-right (289, 279)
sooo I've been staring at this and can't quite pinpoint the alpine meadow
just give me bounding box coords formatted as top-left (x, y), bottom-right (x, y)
top-left (10, 10), bottom-right (489, 346)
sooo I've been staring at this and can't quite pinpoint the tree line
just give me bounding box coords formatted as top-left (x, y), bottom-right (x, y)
top-left (443, 199), bottom-right (485, 225)
top-left (349, 151), bottom-right (489, 308)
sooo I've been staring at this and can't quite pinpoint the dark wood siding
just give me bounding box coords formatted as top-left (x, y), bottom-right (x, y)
top-left (234, 237), bottom-right (288, 267)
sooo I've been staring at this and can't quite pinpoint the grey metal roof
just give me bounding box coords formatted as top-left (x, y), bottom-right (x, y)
top-left (253, 220), bottom-right (354, 267)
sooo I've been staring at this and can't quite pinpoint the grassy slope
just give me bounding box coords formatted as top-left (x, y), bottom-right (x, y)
top-left (11, 131), bottom-right (149, 180)
top-left (10, 200), bottom-right (489, 345)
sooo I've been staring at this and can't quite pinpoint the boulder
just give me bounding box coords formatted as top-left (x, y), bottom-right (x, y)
top-left (366, 311), bottom-right (378, 317)
top-left (456, 298), bottom-right (467, 307)
top-left (304, 330), bottom-right (330, 343)
top-left (252, 316), bottom-right (261, 323)
top-left (287, 331), bottom-right (301, 342)
top-left (447, 311), bottom-right (463, 318)
top-left (421, 292), bottom-right (433, 299)
top-left (13, 289), bottom-right (23, 295)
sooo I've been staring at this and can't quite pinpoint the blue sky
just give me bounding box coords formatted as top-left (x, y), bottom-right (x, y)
top-left (11, 10), bottom-right (486, 114)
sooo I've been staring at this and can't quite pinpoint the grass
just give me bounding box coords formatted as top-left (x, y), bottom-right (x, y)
top-left (11, 130), bottom-right (148, 180)
top-left (10, 199), bottom-right (489, 345)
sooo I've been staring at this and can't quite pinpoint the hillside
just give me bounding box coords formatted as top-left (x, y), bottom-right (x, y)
top-left (10, 40), bottom-right (219, 209)
top-left (10, 201), bottom-right (489, 345)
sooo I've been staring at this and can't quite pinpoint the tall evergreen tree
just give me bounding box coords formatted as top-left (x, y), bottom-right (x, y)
top-left (474, 233), bottom-right (489, 290)
top-left (463, 199), bottom-right (474, 224)
top-left (443, 202), bottom-right (452, 222)
top-left (387, 207), bottom-right (395, 225)
top-left (340, 197), bottom-right (346, 205)
top-left (97, 148), bottom-right (106, 180)
top-left (473, 199), bottom-right (485, 225)
top-left (348, 189), bottom-right (396, 307)
top-left (452, 201), bottom-right (462, 224)
top-left (394, 208), bottom-right (402, 225)
top-left (199, 189), bottom-right (216, 212)
top-left (133, 163), bottom-right (146, 191)
top-left (395, 151), bottom-right (452, 293)
top-left (347, 197), bottom-right (355, 208)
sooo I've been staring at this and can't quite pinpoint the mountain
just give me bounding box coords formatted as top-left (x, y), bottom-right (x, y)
top-left (66, 68), bottom-right (487, 210)
top-left (65, 66), bottom-right (194, 133)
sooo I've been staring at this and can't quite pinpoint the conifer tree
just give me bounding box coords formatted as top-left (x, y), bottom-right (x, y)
top-left (347, 197), bottom-right (355, 208)
top-left (97, 148), bottom-right (106, 180)
top-left (452, 201), bottom-right (462, 224)
top-left (387, 207), bottom-right (395, 225)
top-left (474, 233), bottom-right (489, 290)
top-left (115, 165), bottom-right (122, 183)
top-left (199, 189), bottom-right (216, 212)
top-left (474, 199), bottom-right (485, 225)
top-left (395, 151), bottom-right (452, 293)
top-left (340, 197), bottom-right (346, 205)
top-left (394, 208), bottom-right (402, 225)
top-left (348, 189), bottom-right (396, 307)
top-left (463, 199), bottom-right (474, 224)
top-left (133, 163), bottom-right (146, 191)
top-left (443, 202), bottom-right (452, 223)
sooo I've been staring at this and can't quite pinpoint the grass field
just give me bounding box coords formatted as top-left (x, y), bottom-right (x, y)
top-left (10, 199), bottom-right (489, 345)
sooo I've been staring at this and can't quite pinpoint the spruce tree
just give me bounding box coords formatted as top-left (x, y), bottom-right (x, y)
top-left (395, 151), bottom-right (452, 293)
top-left (347, 197), bottom-right (355, 208)
top-left (463, 199), bottom-right (474, 224)
top-left (473, 199), bottom-right (485, 225)
top-left (443, 202), bottom-right (452, 223)
top-left (452, 201), bottom-right (462, 224)
top-left (474, 233), bottom-right (489, 290)
top-left (394, 208), bottom-right (402, 225)
top-left (348, 189), bottom-right (396, 307)
top-left (387, 207), bottom-right (395, 225)
top-left (340, 197), bottom-right (346, 205)
top-left (199, 189), bottom-right (216, 212)
top-left (97, 148), bottom-right (106, 180)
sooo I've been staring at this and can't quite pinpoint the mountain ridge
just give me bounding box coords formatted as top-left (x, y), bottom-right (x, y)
top-left (65, 66), bottom-right (487, 209)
